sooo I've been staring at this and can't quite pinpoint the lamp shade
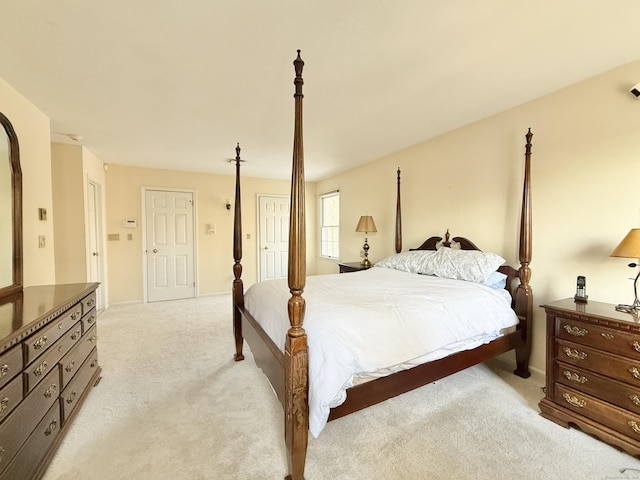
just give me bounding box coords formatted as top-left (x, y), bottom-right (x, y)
top-left (611, 229), bottom-right (640, 258)
top-left (355, 215), bottom-right (377, 233)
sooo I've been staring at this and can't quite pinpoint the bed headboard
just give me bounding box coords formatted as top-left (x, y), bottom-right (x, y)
top-left (409, 229), bottom-right (522, 299)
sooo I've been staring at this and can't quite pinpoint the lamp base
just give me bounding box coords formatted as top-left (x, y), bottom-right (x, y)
top-left (574, 294), bottom-right (588, 303)
top-left (361, 258), bottom-right (372, 268)
top-left (615, 303), bottom-right (640, 313)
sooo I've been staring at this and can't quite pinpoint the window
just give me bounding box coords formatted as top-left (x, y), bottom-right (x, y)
top-left (319, 191), bottom-right (340, 258)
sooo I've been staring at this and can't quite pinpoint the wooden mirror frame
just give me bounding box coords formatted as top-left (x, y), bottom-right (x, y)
top-left (0, 111), bottom-right (23, 299)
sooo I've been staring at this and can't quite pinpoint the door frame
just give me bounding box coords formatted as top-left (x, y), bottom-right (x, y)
top-left (86, 177), bottom-right (107, 312)
top-left (257, 194), bottom-right (289, 282)
top-left (141, 186), bottom-right (198, 303)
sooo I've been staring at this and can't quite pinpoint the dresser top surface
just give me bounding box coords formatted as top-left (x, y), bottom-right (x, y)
top-left (0, 283), bottom-right (98, 350)
top-left (542, 298), bottom-right (640, 325)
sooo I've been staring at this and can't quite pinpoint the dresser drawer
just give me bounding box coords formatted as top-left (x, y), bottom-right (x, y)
top-left (555, 383), bottom-right (640, 442)
top-left (23, 304), bottom-right (82, 365)
top-left (557, 315), bottom-right (640, 359)
top-left (0, 374), bottom-right (23, 423)
top-left (24, 321), bottom-right (83, 392)
top-left (557, 360), bottom-right (640, 414)
top-left (0, 402), bottom-right (61, 480)
top-left (61, 348), bottom-right (98, 424)
top-left (0, 345), bottom-right (22, 390)
top-left (0, 368), bottom-right (58, 474)
top-left (81, 292), bottom-right (97, 316)
top-left (82, 307), bottom-right (97, 334)
top-left (556, 339), bottom-right (640, 386)
top-left (60, 324), bottom-right (97, 388)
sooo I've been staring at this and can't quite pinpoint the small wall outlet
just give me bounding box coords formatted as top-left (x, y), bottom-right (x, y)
top-left (38, 235), bottom-right (46, 248)
top-left (107, 234), bottom-right (120, 241)
top-left (127, 233), bottom-right (133, 240)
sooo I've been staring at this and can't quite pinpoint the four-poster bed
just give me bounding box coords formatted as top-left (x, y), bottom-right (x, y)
top-left (232, 51), bottom-right (533, 480)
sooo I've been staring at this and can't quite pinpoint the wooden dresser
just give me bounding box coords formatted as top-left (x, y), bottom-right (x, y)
top-left (0, 283), bottom-right (101, 480)
top-left (540, 298), bottom-right (640, 457)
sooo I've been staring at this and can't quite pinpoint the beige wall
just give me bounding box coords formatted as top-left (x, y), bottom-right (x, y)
top-left (317, 59), bottom-right (640, 374)
top-left (104, 164), bottom-right (317, 304)
top-left (52, 143), bottom-right (87, 283)
top-left (0, 78), bottom-right (55, 286)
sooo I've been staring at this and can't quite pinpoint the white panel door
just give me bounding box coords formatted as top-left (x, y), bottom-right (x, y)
top-left (258, 195), bottom-right (289, 281)
top-left (145, 190), bottom-right (195, 302)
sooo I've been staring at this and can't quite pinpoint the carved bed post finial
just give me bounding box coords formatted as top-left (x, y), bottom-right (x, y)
top-left (396, 168), bottom-right (402, 253)
top-left (232, 143), bottom-right (245, 362)
top-left (285, 49), bottom-right (309, 480)
top-left (514, 128), bottom-right (533, 378)
top-left (443, 229), bottom-right (451, 247)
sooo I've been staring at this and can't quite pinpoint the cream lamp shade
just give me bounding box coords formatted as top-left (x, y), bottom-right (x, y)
top-left (611, 229), bottom-right (640, 258)
top-left (355, 215), bottom-right (377, 234)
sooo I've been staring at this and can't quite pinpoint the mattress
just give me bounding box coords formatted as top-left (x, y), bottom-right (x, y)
top-left (243, 266), bottom-right (519, 437)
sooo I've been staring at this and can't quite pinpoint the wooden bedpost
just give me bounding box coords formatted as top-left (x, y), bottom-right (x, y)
top-left (284, 50), bottom-right (309, 480)
top-left (395, 168), bottom-right (402, 253)
top-left (514, 128), bottom-right (533, 378)
top-left (232, 143), bottom-right (245, 362)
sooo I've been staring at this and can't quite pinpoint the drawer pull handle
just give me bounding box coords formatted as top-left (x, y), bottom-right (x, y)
top-left (563, 347), bottom-right (587, 361)
top-left (601, 333), bottom-right (615, 340)
top-left (630, 367), bottom-right (640, 380)
top-left (71, 329), bottom-right (81, 340)
top-left (563, 393), bottom-right (586, 408)
top-left (89, 335), bottom-right (97, 343)
top-left (44, 383), bottom-right (58, 398)
top-left (629, 421), bottom-right (640, 435)
top-left (563, 325), bottom-right (588, 336)
top-left (0, 397), bottom-right (8, 413)
top-left (87, 299), bottom-right (95, 307)
top-left (632, 341), bottom-right (640, 353)
top-left (65, 361), bottom-right (76, 372)
top-left (34, 361), bottom-right (48, 377)
top-left (90, 359), bottom-right (98, 368)
top-left (0, 364), bottom-right (8, 379)
top-left (563, 370), bottom-right (588, 384)
top-left (44, 420), bottom-right (57, 436)
top-left (33, 335), bottom-right (48, 350)
top-left (71, 312), bottom-right (79, 321)
top-left (630, 395), bottom-right (640, 407)
top-left (87, 315), bottom-right (95, 324)
top-left (66, 391), bottom-right (77, 404)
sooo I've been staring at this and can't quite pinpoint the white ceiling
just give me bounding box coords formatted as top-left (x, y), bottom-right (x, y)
top-left (1, 1), bottom-right (639, 182)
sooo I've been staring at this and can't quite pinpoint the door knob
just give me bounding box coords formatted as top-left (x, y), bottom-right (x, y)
top-left (92, 252), bottom-right (99, 256)
top-left (264, 246), bottom-right (268, 250)
top-left (153, 249), bottom-right (158, 253)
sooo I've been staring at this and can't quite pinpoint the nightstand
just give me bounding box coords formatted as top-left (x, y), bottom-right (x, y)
top-left (539, 298), bottom-right (640, 457)
top-left (338, 262), bottom-right (373, 273)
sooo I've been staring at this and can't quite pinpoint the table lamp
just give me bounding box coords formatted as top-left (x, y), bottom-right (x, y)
top-left (356, 215), bottom-right (377, 267)
top-left (610, 228), bottom-right (640, 312)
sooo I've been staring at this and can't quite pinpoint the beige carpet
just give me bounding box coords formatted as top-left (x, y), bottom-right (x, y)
top-left (41, 294), bottom-right (640, 480)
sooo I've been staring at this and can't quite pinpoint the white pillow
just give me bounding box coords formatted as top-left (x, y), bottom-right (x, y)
top-left (374, 250), bottom-right (438, 274)
top-left (418, 247), bottom-right (505, 283)
top-left (483, 271), bottom-right (508, 289)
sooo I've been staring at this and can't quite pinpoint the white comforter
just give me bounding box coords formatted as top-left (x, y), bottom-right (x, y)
top-left (243, 267), bottom-right (518, 437)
